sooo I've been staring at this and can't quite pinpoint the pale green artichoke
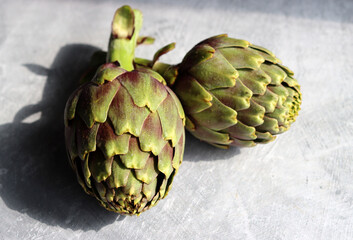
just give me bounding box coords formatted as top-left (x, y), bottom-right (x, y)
top-left (148, 34), bottom-right (302, 148)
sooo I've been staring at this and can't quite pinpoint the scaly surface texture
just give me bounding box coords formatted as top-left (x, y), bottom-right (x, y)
top-left (0, 0), bottom-right (352, 239)
top-left (168, 34), bottom-right (301, 148)
top-left (64, 63), bottom-right (185, 215)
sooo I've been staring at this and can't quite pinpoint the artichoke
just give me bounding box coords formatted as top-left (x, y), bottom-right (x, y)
top-left (64, 6), bottom-right (185, 215)
top-left (147, 34), bottom-right (302, 148)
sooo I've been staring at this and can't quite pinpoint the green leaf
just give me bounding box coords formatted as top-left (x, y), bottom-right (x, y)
top-left (120, 137), bottom-right (150, 169)
top-left (75, 118), bottom-right (99, 160)
top-left (139, 111), bottom-right (167, 156)
top-left (64, 88), bottom-right (82, 124)
top-left (111, 156), bottom-right (131, 188)
top-left (96, 122), bottom-right (131, 158)
top-left (172, 131), bottom-right (185, 170)
top-left (142, 178), bottom-right (158, 201)
top-left (173, 74), bottom-right (213, 114)
top-left (189, 125), bottom-right (232, 145)
top-left (236, 100), bottom-right (265, 127)
top-left (89, 150), bottom-right (114, 182)
top-left (191, 94), bottom-right (237, 131)
top-left (256, 116), bottom-right (279, 134)
top-left (77, 80), bottom-right (121, 128)
top-left (219, 47), bottom-right (265, 69)
top-left (120, 71), bottom-right (168, 112)
top-left (108, 86), bottom-right (150, 137)
top-left (237, 68), bottom-right (271, 95)
top-left (181, 44), bottom-right (215, 71)
top-left (122, 172), bottom-right (142, 196)
top-left (157, 94), bottom-right (184, 147)
top-left (261, 63), bottom-right (287, 85)
top-left (204, 34), bottom-right (250, 49)
top-left (158, 143), bottom-right (174, 179)
top-left (252, 89), bottom-right (279, 113)
top-left (225, 121), bottom-right (256, 141)
top-left (134, 156), bottom-right (159, 184)
top-left (189, 50), bottom-right (238, 90)
top-left (211, 78), bottom-right (252, 111)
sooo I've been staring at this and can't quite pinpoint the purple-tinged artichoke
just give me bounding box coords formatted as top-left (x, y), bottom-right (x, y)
top-left (64, 6), bottom-right (185, 215)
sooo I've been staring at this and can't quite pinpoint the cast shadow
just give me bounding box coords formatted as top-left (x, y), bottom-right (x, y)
top-left (0, 44), bottom-right (125, 232)
top-left (0, 42), bottom-right (239, 231)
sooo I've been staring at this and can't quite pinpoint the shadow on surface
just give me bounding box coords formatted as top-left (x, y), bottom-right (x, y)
top-left (183, 132), bottom-right (240, 162)
top-left (0, 43), bottom-right (240, 231)
top-left (0, 44), bottom-right (125, 231)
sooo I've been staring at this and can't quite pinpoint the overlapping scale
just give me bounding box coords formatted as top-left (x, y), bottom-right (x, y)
top-left (170, 34), bottom-right (301, 148)
top-left (139, 111), bottom-right (167, 155)
top-left (188, 50), bottom-right (238, 90)
top-left (204, 34), bottom-right (250, 49)
top-left (77, 79), bottom-right (121, 128)
top-left (173, 74), bottom-right (213, 114)
top-left (120, 71), bottom-right (168, 111)
top-left (64, 63), bottom-right (185, 215)
top-left (158, 142), bottom-right (174, 178)
top-left (108, 85), bottom-right (150, 137)
top-left (190, 95), bottom-right (237, 131)
top-left (96, 121), bottom-right (130, 159)
top-left (210, 78), bottom-right (252, 111)
top-left (157, 94), bottom-right (184, 147)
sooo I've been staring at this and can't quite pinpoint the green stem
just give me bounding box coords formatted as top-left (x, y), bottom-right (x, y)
top-left (134, 57), bottom-right (171, 74)
top-left (134, 57), bottom-right (177, 86)
top-left (107, 6), bottom-right (143, 71)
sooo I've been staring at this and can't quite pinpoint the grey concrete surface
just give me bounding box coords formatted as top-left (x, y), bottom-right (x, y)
top-left (0, 0), bottom-right (353, 239)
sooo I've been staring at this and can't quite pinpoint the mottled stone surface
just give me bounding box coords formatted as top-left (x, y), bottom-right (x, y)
top-left (0, 0), bottom-right (352, 239)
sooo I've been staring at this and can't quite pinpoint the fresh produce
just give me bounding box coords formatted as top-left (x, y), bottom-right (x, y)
top-left (64, 6), bottom-right (185, 215)
top-left (64, 3), bottom-right (302, 215)
top-left (142, 34), bottom-right (302, 148)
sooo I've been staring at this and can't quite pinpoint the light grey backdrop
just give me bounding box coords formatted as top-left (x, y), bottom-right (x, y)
top-left (0, 0), bottom-right (352, 239)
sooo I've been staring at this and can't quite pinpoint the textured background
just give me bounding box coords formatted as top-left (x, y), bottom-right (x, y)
top-left (0, 0), bottom-right (353, 239)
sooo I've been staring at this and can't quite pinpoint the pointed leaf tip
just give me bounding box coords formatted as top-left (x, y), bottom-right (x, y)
top-left (152, 43), bottom-right (176, 67)
top-left (137, 36), bottom-right (155, 45)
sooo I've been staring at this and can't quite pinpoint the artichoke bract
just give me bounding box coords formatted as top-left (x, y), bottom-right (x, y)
top-left (153, 34), bottom-right (301, 148)
top-left (65, 64), bottom-right (185, 215)
top-left (64, 6), bottom-right (185, 215)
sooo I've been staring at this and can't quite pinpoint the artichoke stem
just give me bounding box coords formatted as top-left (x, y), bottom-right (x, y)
top-left (134, 58), bottom-right (176, 86)
top-left (152, 62), bottom-right (172, 76)
top-left (107, 6), bottom-right (143, 71)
